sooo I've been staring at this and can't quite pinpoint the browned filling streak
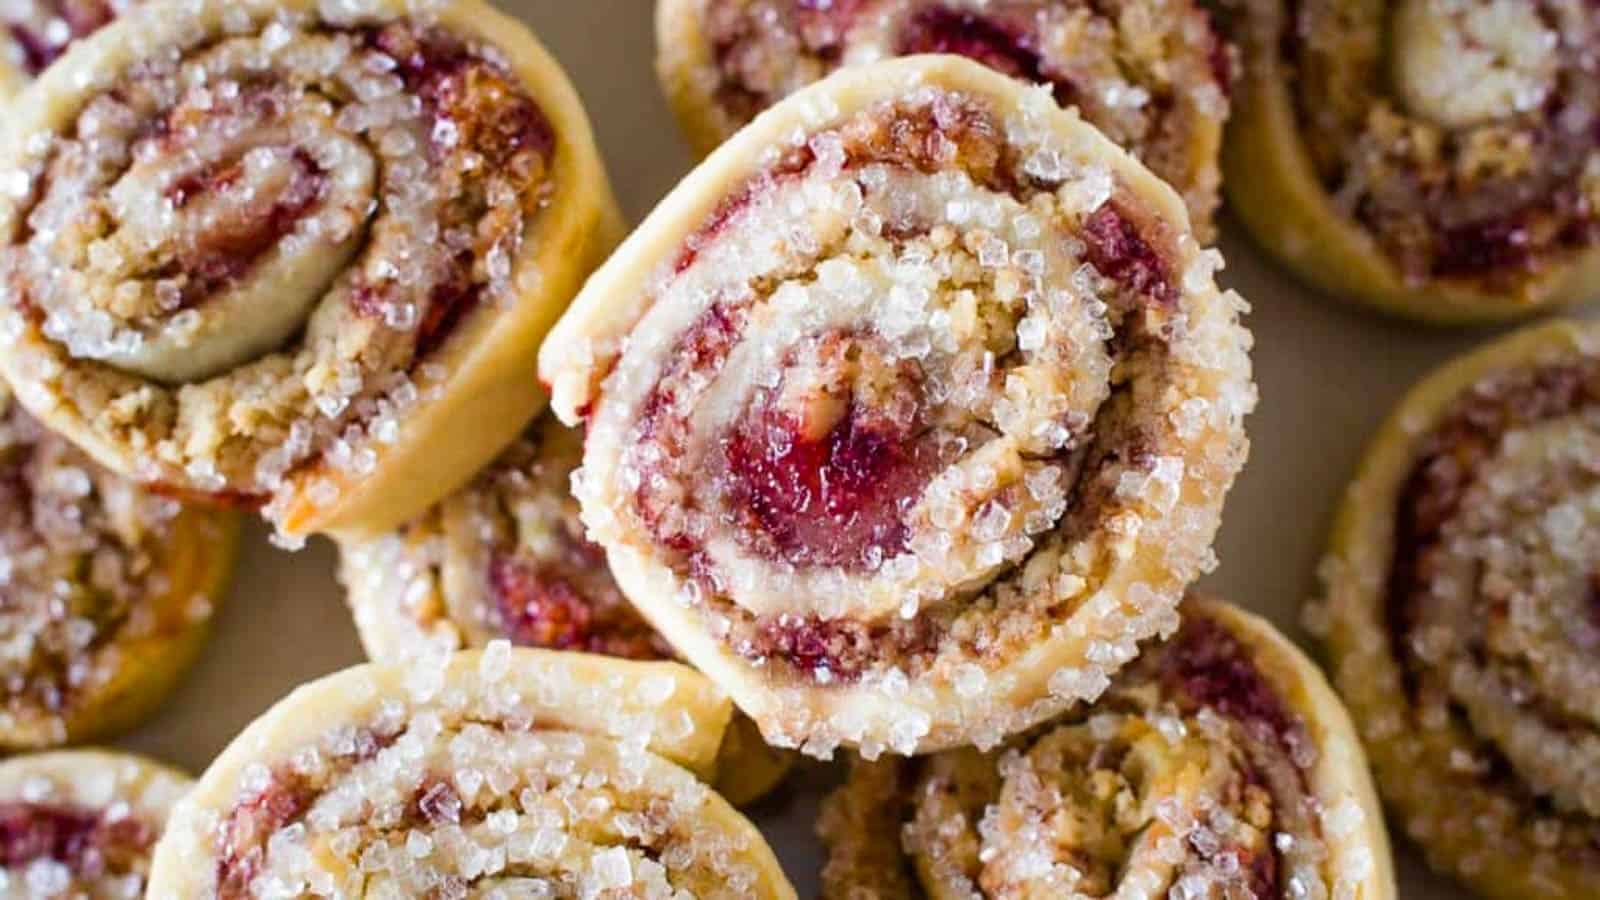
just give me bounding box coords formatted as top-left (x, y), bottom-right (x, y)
top-left (485, 550), bottom-right (672, 660)
top-left (622, 95), bottom-right (1181, 682)
top-left (0, 801), bottom-right (154, 879)
top-left (1386, 357), bottom-right (1600, 847)
top-left (350, 23), bottom-right (556, 365)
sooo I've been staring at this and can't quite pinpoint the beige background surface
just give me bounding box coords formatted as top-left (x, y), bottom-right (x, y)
top-left (110, 1), bottom-right (1557, 896)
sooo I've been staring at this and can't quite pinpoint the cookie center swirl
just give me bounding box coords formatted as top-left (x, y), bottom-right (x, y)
top-left (0, 15), bottom-right (555, 505)
top-left (1283, 0), bottom-right (1600, 282)
top-left (1391, 0), bottom-right (1559, 129)
top-left (618, 99), bottom-right (1141, 626)
top-left (47, 87), bottom-right (376, 382)
top-left (1391, 361), bottom-right (1600, 818)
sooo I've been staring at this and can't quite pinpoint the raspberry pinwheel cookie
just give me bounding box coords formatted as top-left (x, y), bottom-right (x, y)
top-left (541, 57), bottom-right (1255, 756)
top-left (336, 411), bottom-right (795, 805)
top-left (147, 648), bottom-right (797, 899)
top-left (0, 749), bottom-right (192, 898)
top-left (1318, 319), bottom-right (1600, 898)
top-left (819, 596), bottom-right (1394, 900)
top-left (0, 382), bottom-right (237, 750)
top-left (0, 0), bottom-right (621, 541)
top-left (657, 0), bottom-right (1232, 237)
top-left (1225, 0), bottom-right (1600, 323)
top-left (0, 1), bottom-right (134, 98)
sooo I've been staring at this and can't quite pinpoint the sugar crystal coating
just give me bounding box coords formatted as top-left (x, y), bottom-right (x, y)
top-left (0, 384), bottom-right (232, 749)
top-left (558, 63), bottom-right (1255, 756)
top-left (147, 650), bottom-right (796, 899)
top-left (0, 0), bottom-right (560, 534)
top-left (817, 598), bottom-right (1385, 900)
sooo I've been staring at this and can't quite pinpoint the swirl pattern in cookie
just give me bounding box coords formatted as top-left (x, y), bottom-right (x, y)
top-left (0, 382), bottom-right (237, 750)
top-left (146, 648), bottom-right (797, 898)
top-left (0, 749), bottom-right (191, 899)
top-left (0, 1), bottom-right (134, 98)
top-left (657, 0), bottom-right (1231, 238)
top-left (540, 56), bottom-right (1255, 756)
top-left (336, 411), bottom-right (794, 806)
top-left (818, 596), bottom-right (1394, 900)
top-left (1317, 319), bottom-right (1600, 898)
top-left (0, 0), bottom-right (622, 540)
top-left (1224, 0), bottom-right (1600, 323)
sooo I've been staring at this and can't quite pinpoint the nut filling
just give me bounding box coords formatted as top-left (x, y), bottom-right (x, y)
top-left (818, 600), bottom-right (1379, 900)
top-left (684, 0), bottom-right (1230, 234)
top-left (0, 7), bottom-right (555, 531)
top-left (1249, 0), bottom-right (1600, 284)
top-left (556, 65), bottom-right (1254, 757)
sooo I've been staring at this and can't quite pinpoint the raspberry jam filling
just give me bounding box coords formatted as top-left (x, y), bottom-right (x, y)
top-left (894, 7), bottom-right (1073, 106)
top-left (486, 552), bottom-right (667, 660)
top-left (722, 334), bottom-right (943, 570)
top-left (1164, 615), bottom-right (1299, 751)
top-left (160, 148), bottom-right (327, 305)
top-left (0, 801), bottom-right (152, 876)
top-left (4, 0), bottom-right (114, 77)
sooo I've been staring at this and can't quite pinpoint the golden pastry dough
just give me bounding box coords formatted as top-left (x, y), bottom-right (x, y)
top-left (819, 596), bottom-right (1394, 900)
top-left (541, 56), bottom-right (1255, 756)
top-left (0, 0), bottom-right (622, 540)
top-left (1224, 0), bottom-right (1600, 324)
top-left (147, 649), bottom-right (797, 898)
top-left (1319, 319), bottom-right (1600, 898)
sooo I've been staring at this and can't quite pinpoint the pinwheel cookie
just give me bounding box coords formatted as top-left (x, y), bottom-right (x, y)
top-left (1225, 0), bottom-right (1600, 323)
top-left (0, 382), bottom-right (237, 750)
top-left (147, 648), bottom-right (797, 899)
top-left (0, 0), bottom-right (622, 541)
top-left (336, 411), bottom-right (794, 805)
top-left (0, 749), bottom-right (192, 898)
top-left (0, 1), bottom-right (134, 98)
top-left (541, 56), bottom-right (1255, 756)
top-left (819, 596), bottom-right (1394, 900)
top-left (657, 0), bottom-right (1232, 237)
top-left (1317, 319), bottom-right (1600, 899)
